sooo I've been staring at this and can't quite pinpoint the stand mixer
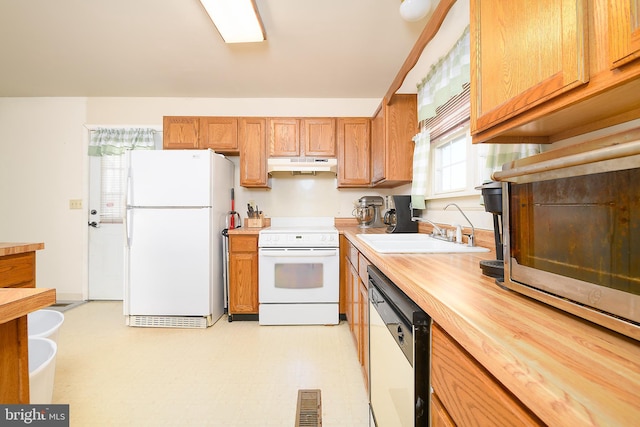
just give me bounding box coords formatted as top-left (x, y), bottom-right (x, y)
top-left (353, 196), bottom-right (385, 228)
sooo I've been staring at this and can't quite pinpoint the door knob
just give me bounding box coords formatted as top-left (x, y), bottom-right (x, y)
top-left (88, 221), bottom-right (99, 228)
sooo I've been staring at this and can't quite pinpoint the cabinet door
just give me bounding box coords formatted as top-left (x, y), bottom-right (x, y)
top-left (269, 118), bottom-right (300, 157)
top-left (359, 276), bottom-right (369, 391)
top-left (371, 95), bottom-right (416, 187)
top-left (163, 116), bottom-right (199, 149)
top-left (239, 118), bottom-right (270, 188)
top-left (349, 265), bottom-right (361, 340)
top-left (199, 117), bottom-right (239, 154)
top-left (337, 118), bottom-right (371, 187)
top-left (228, 235), bottom-right (259, 314)
top-left (609, 0), bottom-right (640, 68)
top-left (301, 118), bottom-right (337, 157)
top-left (471, 0), bottom-right (589, 133)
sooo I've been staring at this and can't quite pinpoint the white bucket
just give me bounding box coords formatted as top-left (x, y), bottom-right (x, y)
top-left (28, 309), bottom-right (64, 343)
top-left (28, 337), bottom-right (58, 404)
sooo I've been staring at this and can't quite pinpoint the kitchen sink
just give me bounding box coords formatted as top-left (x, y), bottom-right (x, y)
top-left (356, 233), bottom-right (490, 254)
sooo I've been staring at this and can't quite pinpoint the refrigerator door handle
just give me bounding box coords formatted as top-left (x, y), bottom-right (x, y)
top-left (126, 208), bottom-right (132, 247)
top-left (125, 167), bottom-right (133, 247)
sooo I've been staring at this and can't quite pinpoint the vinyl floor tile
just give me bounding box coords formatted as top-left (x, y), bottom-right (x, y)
top-left (52, 301), bottom-right (369, 426)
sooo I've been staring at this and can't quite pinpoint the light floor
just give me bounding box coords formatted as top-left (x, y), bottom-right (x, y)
top-left (52, 302), bottom-right (369, 426)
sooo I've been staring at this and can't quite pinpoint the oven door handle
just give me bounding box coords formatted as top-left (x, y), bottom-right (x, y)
top-left (259, 248), bottom-right (338, 257)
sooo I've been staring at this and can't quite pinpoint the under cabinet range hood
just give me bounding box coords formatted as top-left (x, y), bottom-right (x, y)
top-left (267, 157), bottom-right (337, 175)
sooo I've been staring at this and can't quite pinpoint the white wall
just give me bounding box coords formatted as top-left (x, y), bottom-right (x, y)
top-left (0, 98), bottom-right (88, 299)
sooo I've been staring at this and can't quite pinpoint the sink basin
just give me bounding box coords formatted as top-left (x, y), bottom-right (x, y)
top-left (356, 233), bottom-right (490, 254)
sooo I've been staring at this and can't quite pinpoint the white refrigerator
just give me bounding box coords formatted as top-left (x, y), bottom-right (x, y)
top-left (124, 149), bottom-right (234, 328)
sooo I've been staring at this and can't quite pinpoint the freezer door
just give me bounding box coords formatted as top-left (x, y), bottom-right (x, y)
top-left (126, 207), bottom-right (212, 316)
top-left (128, 150), bottom-right (212, 207)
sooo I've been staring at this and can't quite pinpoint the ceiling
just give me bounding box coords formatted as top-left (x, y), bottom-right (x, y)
top-left (0, 0), bottom-right (429, 98)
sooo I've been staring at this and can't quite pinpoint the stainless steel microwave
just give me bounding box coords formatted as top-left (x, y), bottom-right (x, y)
top-left (494, 130), bottom-right (640, 341)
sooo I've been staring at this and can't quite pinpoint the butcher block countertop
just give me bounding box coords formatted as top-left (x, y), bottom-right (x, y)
top-left (340, 226), bottom-right (639, 427)
top-left (0, 287), bottom-right (56, 324)
top-left (0, 242), bottom-right (44, 257)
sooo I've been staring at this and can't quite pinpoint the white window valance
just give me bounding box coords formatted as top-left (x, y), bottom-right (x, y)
top-left (88, 128), bottom-right (155, 156)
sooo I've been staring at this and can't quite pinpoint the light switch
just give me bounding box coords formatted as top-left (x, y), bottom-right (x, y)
top-left (69, 199), bottom-right (83, 209)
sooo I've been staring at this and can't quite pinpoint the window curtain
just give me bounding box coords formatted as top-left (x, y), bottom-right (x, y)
top-left (411, 129), bottom-right (430, 209)
top-left (88, 128), bottom-right (155, 156)
top-left (411, 27), bottom-right (470, 207)
top-left (417, 26), bottom-right (470, 122)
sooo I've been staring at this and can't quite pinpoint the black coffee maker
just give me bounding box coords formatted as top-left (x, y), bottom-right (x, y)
top-left (386, 195), bottom-right (418, 233)
top-left (477, 182), bottom-right (505, 282)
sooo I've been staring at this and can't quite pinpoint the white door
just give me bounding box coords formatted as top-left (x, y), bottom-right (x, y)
top-left (88, 155), bottom-right (125, 300)
top-left (87, 129), bottom-right (163, 301)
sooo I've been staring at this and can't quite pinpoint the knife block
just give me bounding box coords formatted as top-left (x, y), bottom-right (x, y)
top-left (247, 213), bottom-right (265, 228)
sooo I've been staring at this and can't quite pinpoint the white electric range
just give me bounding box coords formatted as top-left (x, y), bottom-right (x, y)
top-left (258, 217), bottom-right (339, 325)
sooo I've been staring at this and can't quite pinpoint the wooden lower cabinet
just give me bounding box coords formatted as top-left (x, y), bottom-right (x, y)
top-left (343, 237), bottom-right (370, 391)
top-left (228, 234), bottom-right (259, 316)
top-left (431, 393), bottom-right (456, 427)
top-left (431, 323), bottom-right (543, 426)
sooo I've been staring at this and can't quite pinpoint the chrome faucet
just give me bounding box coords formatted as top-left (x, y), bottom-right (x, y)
top-left (444, 203), bottom-right (476, 246)
top-left (409, 203), bottom-right (448, 239)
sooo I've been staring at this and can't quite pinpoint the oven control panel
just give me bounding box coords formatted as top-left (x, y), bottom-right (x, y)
top-left (259, 232), bottom-right (338, 248)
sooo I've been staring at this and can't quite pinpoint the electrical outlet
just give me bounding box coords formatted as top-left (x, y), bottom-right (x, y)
top-left (69, 199), bottom-right (83, 209)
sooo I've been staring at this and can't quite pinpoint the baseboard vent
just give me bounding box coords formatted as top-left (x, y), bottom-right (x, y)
top-left (127, 315), bottom-right (211, 329)
top-left (295, 389), bottom-right (322, 427)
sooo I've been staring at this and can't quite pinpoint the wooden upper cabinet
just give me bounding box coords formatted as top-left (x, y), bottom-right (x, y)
top-left (471, 0), bottom-right (589, 135)
top-left (163, 116), bottom-right (199, 149)
top-left (301, 118), bottom-right (337, 157)
top-left (470, 0), bottom-right (640, 144)
top-left (269, 118), bottom-right (300, 157)
top-left (199, 117), bottom-right (239, 154)
top-left (337, 118), bottom-right (371, 187)
top-left (609, 0), bottom-right (640, 68)
top-left (239, 118), bottom-right (271, 188)
top-left (268, 118), bottom-right (336, 157)
top-left (371, 94), bottom-right (417, 187)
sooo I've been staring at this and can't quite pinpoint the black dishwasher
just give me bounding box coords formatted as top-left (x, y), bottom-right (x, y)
top-left (368, 266), bottom-right (431, 427)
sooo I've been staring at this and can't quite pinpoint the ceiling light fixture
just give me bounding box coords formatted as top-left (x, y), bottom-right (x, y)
top-left (399, 0), bottom-right (432, 22)
top-left (199, 0), bottom-right (266, 43)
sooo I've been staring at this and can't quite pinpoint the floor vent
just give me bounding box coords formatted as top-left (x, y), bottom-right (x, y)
top-left (128, 315), bottom-right (211, 329)
top-left (295, 389), bottom-right (322, 427)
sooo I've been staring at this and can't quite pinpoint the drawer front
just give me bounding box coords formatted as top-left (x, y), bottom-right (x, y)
top-left (358, 252), bottom-right (370, 285)
top-left (431, 324), bottom-right (542, 426)
top-left (348, 244), bottom-right (359, 268)
top-left (229, 235), bottom-right (258, 253)
top-left (0, 252), bottom-right (35, 288)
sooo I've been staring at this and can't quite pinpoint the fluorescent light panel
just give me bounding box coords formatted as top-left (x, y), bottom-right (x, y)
top-left (200, 0), bottom-right (265, 43)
